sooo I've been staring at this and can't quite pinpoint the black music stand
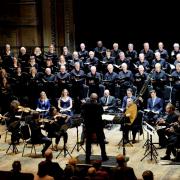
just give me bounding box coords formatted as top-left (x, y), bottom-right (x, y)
top-left (71, 122), bottom-right (86, 154)
top-left (141, 122), bottom-right (158, 162)
top-left (56, 143), bottom-right (72, 159)
top-left (118, 117), bottom-right (133, 155)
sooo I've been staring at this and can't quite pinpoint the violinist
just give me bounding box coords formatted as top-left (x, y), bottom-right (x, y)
top-left (45, 106), bottom-right (69, 151)
top-left (156, 103), bottom-right (178, 148)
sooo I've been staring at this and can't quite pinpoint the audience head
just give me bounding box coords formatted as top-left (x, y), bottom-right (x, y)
top-left (68, 157), bottom-right (78, 166)
top-left (142, 170), bottom-right (154, 180)
top-left (87, 167), bottom-right (96, 177)
top-left (37, 161), bottom-right (49, 177)
top-left (116, 154), bottom-right (129, 166)
top-left (12, 160), bottom-right (21, 173)
top-left (44, 148), bottom-right (53, 161)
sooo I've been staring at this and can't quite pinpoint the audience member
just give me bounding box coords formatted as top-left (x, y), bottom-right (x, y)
top-left (142, 170), bottom-right (154, 180)
top-left (44, 149), bottom-right (64, 180)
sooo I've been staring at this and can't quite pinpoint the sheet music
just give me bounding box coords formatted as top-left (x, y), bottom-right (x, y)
top-left (169, 64), bottom-right (175, 70)
top-left (102, 114), bottom-right (115, 121)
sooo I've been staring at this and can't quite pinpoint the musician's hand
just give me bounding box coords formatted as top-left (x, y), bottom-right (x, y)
top-left (103, 106), bottom-right (108, 110)
top-left (138, 97), bottom-right (143, 102)
top-left (126, 113), bottom-right (130, 117)
top-left (157, 119), bottom-right (165, 124)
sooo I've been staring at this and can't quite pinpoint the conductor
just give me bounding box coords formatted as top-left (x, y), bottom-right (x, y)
top-left (81, 93), bottom-right (108, 163)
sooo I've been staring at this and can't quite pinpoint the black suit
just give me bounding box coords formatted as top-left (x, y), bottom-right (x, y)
top-left (81, 101), bottom-right (107, 160)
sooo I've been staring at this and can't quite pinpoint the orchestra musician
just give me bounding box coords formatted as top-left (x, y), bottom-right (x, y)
top-left (100, 89), bottom-right (116, 113)
top-left (121, 88), bottom-right (136, 111)
top-left (145, 89), bottom-right (164, 125)
top-left (45, 106), bottom-right (69, 151)
top-left (161, 116), bottom-right (180, 161)
top-left (120, 98), bottom-right (137, 144)
top-left (156, 103), bottom-right (178, 148)
top-left (27, 112), bottom-right (52, 157)
top-left (5, 100), bottom-right (22, 144)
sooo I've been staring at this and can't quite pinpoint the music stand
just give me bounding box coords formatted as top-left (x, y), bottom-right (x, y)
top-left (141, 122), bottom-right (158, 162)
top-left (71, 121), bottom-right (86, 154)
top-left (56, 143), bottom-right (72, 159)
top-left (118, 116), bottom-right (133, 156)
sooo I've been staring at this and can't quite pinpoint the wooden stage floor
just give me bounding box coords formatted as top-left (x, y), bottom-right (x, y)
top-left (0, 124), bottom-right (180, 180)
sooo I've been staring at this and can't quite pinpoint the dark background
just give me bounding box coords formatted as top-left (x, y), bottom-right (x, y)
top-left (74, 0), bottom-right (179, 52)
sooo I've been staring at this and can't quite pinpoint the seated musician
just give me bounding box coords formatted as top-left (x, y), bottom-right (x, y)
top-left (171, 63), bottom-right (180, 109)
top-left (161, 116), bottom-right (180, 161)
top-left (104, 64), bottom-right (118, 96)
top-left (6, 100), bottom-right (22, 144)
top-left (100, 89), bottom-right (116, 113)
top-left (36, 91), bottom-right (50, 117)
top-left (145, 89), bottom-right (163, 125)
top-left (121, 88), bottom-right (136, 111)
top-left (121, 98), bottom-right (137, 144)
top-left (27, 112), bottom-right (52, 156)
top-left (45, 106), bottom-right (69, 151)
top-left (58, 89), bottom-right (73, 116)
top-left (156, 103), bottom-right (178, 148)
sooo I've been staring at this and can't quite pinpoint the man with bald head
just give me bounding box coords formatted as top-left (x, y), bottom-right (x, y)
top-left (110, 154), bottom-right (137, 180)
top-left (44, 149), bottom-right (63, 180)
top-left (81, 93), bottom-right (108, 163)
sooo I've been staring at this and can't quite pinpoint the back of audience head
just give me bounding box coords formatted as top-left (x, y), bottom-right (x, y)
top-left (116, 154), bottom-right (129, 166)
top-left (68, 157), bottom-right (78, 166)
top-left (142, 170), bottom-right (154, 180)
top-left (37, 161), bottom-right (49, 177)
top-left (12, 160), bottom-right (21, 173)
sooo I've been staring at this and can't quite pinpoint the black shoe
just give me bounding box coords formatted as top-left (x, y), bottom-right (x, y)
top-left (102, 156), bottom-right (109, 161)
top-left (161, 155), bottom-right (170, 160)
top-left (104, 140), bottom-right (109, 144)
top-left (157, 146), bottom-right (166, 149)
